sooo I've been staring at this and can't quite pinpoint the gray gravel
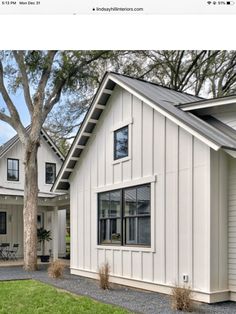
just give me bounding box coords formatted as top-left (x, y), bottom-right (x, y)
top-left (0, 265), bottom-right (236, 313)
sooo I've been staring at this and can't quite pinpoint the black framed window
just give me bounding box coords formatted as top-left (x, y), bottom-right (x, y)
top-left (7, 158), bottom-right (19, 181)
top-left (114, 126), bottom-right (128, 160)
top-left (45, 163), bottom-right (56, 184)
top-left (0, 212), bottom-right (6, 234)
top-left (98, 184), bottom-right (151, 246)
top-left (98, 190), bottom-right (121, 244)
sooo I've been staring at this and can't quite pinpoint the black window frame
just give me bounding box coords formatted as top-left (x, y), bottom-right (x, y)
top-left (7, 158), bottom-right (19, 182)
top-left (45, 162), bottom-right (56, 184)
top-left (98, 184), bottom-right (151, 247)
top-left (0, 212), bottom-right (7, 235)
top-left (114, 125), bottom-right (129, 160)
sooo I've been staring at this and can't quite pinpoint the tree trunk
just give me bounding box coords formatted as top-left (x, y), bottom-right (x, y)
top-left (23, 142), bottom-right (39, 271)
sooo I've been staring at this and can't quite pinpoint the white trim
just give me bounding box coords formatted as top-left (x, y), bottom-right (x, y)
top-left (112, 156), bottom-right (131, 165)
top-left (70, 268), bottom-right (230, 303)
top-left (52, 75), bottom-right (110, 192)
top-left (70, 157), bottom-right (79, 161)
top-left (111, 118), bottom-right (133, 132)
top-left (95, 177), bottom-right (155, 253)
top-left (103, 88), bottom-right (113, 95)
top-left (89, 119), bottom-right (98, 124)
top-left (181, 97), bottom-right (236, 111)
top-left (82, 132), bottom-right (92, 137)
top-left (94, 175), bottom-right (157, 193)
top-left (95, 104), bottom-right (106, 110)
top-left (96, 245), bottom-right (154, 252)
top-left (76, 145), bottom-right (85, 149)
top-left (110, 75), bottom-right (220, 151)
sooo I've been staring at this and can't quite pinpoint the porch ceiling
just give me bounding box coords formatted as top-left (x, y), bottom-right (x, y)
top-left (0, 190), bottom-right (70, 209)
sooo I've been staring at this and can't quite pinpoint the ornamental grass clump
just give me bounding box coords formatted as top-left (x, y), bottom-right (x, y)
top-left (171, 285), bottom-right (193, 312)
top-left (99, 262), bottom-right (110, 290)
top-left (48, 260), bottom-right (65, 279)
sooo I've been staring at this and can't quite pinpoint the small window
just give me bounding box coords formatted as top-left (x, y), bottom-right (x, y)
top-left (7, 158), bottom-right (19, 181)
top-left (114, 126), bottom-right (128, 160)
top-left (45, 163), bottom-right (56, 184)
top-left (98, 184), bottom-right (151, 247)
top-left (0, 212), bottom-right (6, 234)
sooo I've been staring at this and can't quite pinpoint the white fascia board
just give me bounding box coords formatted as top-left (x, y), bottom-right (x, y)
top-left (52, 74), bottom-right (111, 192)
top-left (41, 129), bottom-right (65, 161)
top-left (110, 75), bottom-right (220, 151)
top-left (181, 97), bottom-right (236, 111)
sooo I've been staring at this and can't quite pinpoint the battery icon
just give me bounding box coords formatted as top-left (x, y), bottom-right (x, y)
top-left (227, 1), bottom-right (235, 4)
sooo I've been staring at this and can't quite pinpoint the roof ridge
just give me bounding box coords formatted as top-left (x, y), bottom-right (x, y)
top-left (108, 71), bottom-right (204, 100)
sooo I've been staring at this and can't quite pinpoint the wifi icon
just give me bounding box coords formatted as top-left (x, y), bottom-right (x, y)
top-left (207, 1), bottom-right (211, 3)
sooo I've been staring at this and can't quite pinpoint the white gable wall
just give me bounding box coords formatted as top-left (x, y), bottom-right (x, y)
top-left (70, 85), bottom-right (227, 302)
top-left (0, 136), bottom-right (62, 193)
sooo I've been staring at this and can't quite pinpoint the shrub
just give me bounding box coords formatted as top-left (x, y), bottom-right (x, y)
top-left (98, 262), bottom-right (110, 290)
top-left (48, 260), bottom-right (65, 279)
top-left (171, 285), bottom-right (193, 312)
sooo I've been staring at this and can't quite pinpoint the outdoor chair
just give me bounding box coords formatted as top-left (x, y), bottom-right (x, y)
top-left (0, 243), bottom-right (10, 260)
top-left (7, 244), bottom-right (19, 260)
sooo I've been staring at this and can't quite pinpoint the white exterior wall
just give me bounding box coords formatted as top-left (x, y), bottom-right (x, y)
top-left (213, 112), bottom-right (236, 130)
top-left (210, 150), bottom-right (228, 292)
top-left (0, 137), bottom-right (62, 193)
top-left (0, 205), bottom-right (53, 257)
top-left (69, 85), bottom-right (227, 301)
top-left (0, 136), bottom-right (66, 258)
top-left (228, 157), bottom-right (236, 293)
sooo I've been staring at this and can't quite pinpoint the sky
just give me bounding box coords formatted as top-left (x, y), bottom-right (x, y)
top-left (0, 91), bottom-right (30, 145)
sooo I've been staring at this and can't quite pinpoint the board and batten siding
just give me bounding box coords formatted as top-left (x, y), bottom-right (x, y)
top-left (0, 136), bottom-right (62, 193)
top-left (228, 157), bottom-right (236, 292)
top-left (70, 85), bottom-right (226, 297)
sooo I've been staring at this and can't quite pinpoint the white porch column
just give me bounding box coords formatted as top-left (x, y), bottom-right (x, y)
top-left (52, 206), bottom-right (59, 261)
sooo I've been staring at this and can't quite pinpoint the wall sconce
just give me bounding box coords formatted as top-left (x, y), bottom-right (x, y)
top-left (8, 214), bottom-right (12, 223)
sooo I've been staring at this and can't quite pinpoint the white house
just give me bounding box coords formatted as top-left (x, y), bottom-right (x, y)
top-left (53, 71), bottom-right (236, 303)
top-left (0, 126), bottom-right (68, 259)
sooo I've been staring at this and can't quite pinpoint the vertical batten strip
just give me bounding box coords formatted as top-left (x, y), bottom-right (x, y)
top-left (177, 126), bottom-right (180, 285)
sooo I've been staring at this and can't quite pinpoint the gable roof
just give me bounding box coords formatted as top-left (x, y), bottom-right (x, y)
top-left (0, 125), bottom-right (64, 161)
top-left (52, 71), bottom-right (236, 192)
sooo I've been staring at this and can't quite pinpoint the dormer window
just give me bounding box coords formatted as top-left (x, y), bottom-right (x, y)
top-left (114, 126), bottom-right (128, 160)
top-left (45, 163), bottom-right (56, 184)
top-left (7, 158), bottom-right (19, 181)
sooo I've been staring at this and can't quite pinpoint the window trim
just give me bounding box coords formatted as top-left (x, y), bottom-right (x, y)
top-left (45, 162), bottom-right (56, 185)
top-left (112, 118), bottom-right (133, 164)
top-left (0, 212), bottom-right (7, 235)
top-left (7, 158), bottom-right (19, 182)
top-left (113, 125), bottom-right (129, 161)
top-left (98, 184), bottom-right (151, 248)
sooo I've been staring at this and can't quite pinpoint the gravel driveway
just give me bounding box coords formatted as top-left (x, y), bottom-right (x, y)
top-left (0, 265), bottom-right (236, 314)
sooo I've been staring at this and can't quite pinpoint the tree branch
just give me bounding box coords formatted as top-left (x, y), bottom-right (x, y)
top-left (0, 60), bottom-right (27, 144)
top-left (13, 51), bottom-right (34, 116)
top-left (36, 50), bottom-right (57, 100)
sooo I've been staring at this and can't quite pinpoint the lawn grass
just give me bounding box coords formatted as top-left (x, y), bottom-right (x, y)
top-left (0, 280), bottom-right (130, 314)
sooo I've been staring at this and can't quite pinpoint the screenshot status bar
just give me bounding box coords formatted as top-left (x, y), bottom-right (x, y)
top-left (0, 0), bottom-right (235, 14)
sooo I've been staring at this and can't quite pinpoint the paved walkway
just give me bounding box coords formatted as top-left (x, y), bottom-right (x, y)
top-left (0, 265), bottom-right (236, 314)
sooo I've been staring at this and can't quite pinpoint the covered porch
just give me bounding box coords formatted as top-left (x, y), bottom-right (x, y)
top-left (0, 187), bottom-right (70, 262)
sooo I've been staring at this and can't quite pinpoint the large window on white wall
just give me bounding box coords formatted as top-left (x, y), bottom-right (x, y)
top-left (98, 184), bottom-right (151, 246)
